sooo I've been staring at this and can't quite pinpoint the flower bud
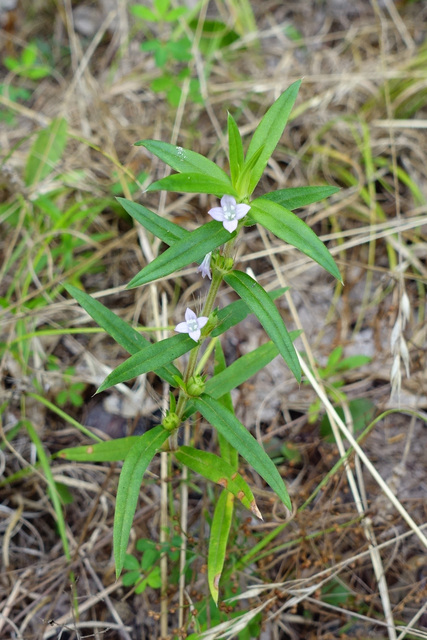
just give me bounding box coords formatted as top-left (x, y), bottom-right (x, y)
top-left (162, 411), bottom-right (180, 432)
top-left (186, 375), bottom-right (206, 397)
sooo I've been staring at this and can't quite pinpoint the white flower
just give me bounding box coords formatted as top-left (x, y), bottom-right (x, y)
top-left (197, 252), bottom-right (212, 280)
top-left (175, 308), bottom-right (208, 342)
top-left (208, 195), bottom-right (250, 233)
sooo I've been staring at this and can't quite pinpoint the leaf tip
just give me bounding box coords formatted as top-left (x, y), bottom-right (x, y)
top-left (251, 500), bottom-right (263, 521)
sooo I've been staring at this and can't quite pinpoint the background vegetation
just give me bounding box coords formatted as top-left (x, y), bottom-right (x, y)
top-left (0, 0), bottom-right (426, 638)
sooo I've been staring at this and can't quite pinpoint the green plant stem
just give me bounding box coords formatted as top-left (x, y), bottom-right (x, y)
top-left (175, 267), bottom-right (224, 421)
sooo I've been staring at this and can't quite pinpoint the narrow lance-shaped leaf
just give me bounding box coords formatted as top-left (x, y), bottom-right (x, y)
top-left (211, 286), bottom-right (288, 337)
top-left (235, 145), bottom-right (265, 196)
top-left (224, 270), bottom-right (301, 382)
top-left (182, 338), bottom-right (299, 422)
top-left (56, 437), bottom-right (139, 462)
top-left (244, 80), bottom-right (301, 194)
top-left (64, 284), bottom-right (180, 386)
top-left (213, 341), bottom-right (237, 469)
top-left (227, 112), bottom-right (244, 187)
top-left (261, 185), bottom-right (340, 210)
top-left (127, 221), bottom-right (235, 288)
top-left (135, 139), bottom-right (230, 182)
top-left (97, 333), bottom-right (195, 393)
top-left (117, 197), bottom-right (189, 245)
top-left (174, 446), bottom-right (261, 517)
top-left (194, 395), bottom-right (292, 509)
top-left (248, 198), bottom-right (342, 282)
top-left (146, 172), bottom-right (237, 198)
top-left (114, 426), bottom-right (170, 576)
top-left (208, 490), bottom-right (234, 605)
top-left (206, 335), bottom-right (299, 400)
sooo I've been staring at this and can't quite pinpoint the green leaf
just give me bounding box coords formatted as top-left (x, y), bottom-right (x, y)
top-left (97, 334), bottom-right (195, 393)
top-left (211, 287), bottom-right (288, 337)
top-left (24, 117), bottom-right (68, 187)
top-left (194, 395), bottom-right (291, 509)
top-left (227, 112), bottom-right (244, 187)
top-left (244, 80), bottom-right (301, 194)
top-left (320, 398), bottom-right (376, 442)
top-left (206, 339), bottom-right (294, 400)
top-left (22, 43), bottom-right (37, 66)
top-left (147, 567), bottom-right (162, 588)
top-left (248, 198), bottom-right (342, 282)
top-left (224, 271), bottom-right (301, 382)
top-left (213, 341), bottom-right (237, 470)
top-left (146, 172), bottom-right (237, 198)
top-left (114, 426), bottom-right (169, 576)
top-left (262, 185), bottom-right (340, 210)
top-left (56, 436), bottom-right (139, 462)
top-left (127, 221), bottom-right (235, 288)
top-left (174, 446), bottom-right (260, 515)
top-left (64, 284), bottom-right (180, 386)
top-left (182, 335), bottom-right (300, 423)
top-left (154, 0), bottom-right (170, 17)
top-left (135, 140), bottom-right (230, 182)
top-left (208, 490), bottom-right (234, 605)
top-left (131, 5), bottom-right (158, 20)
top-left (235, 145), bottom-right (264, 196)
top-left (165, 7), bottom-right (188, 21)
top-left (117, 197), bottom-right (189, 245)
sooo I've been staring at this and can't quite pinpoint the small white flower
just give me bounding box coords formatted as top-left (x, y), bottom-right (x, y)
top-left (175, 308), bottom-right (208, 342)
top-left (197, 252), bottom-right (212, 280)
top-left (208, 195), bottom-right (250, 233)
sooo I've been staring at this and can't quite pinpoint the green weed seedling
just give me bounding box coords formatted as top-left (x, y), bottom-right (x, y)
top-left (131, 0), bottom-right (241, 107)
top-left (131, 0), bottom-right (199, 107)
top-left (3, 40), bottom-right (53, 80)
top-left (60, 79), bottom-right (343, 614)
top-left (0, 84), bottom-right (31, 124)
top-left (124, 536), bottom-right (175, 593)
top-left (122, 535), bottom-right (197, 596)
top-left (306, 345), bottom-right (372, 423)
top-left (50, 365), bottom-right (86, 409)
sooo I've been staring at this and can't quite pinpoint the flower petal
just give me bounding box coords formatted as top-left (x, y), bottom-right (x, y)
top-left (197, 253), bottom-right (212, 279)
top-left (207, 206), bottom-right (225, 222)
top-left (220, 195), bottom-right (236, 209)
top-left (175, 322), bottom-right (189, 333)
top-left (235, 203), bottom-right (251, 220)
top-left (197, 317), bottom-right (209, 329)
top-left (188, 328), bottom-right (201, 341)
top-left (223, 219), bottom-right (238, 233)
top-left (185, 308), bottom-right (197, 323)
